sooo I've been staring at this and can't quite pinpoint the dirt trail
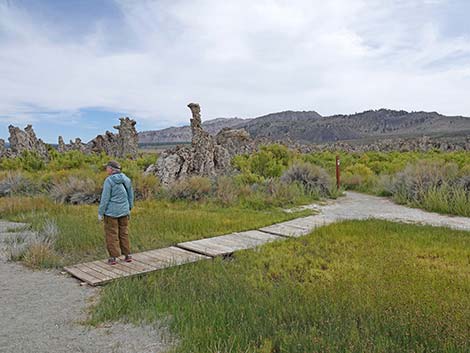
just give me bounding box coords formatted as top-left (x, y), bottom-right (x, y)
top-left (1, 192), bottom-right (469, 353)
top-left (312, 192), bottom-right (470, 231)
top-left (0, 222), bottom-right (172, 353)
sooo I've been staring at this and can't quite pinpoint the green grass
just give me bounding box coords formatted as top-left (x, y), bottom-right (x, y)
top-left (0, 196), bottom-right (309, 266)
top-left (91, 220), bottom-right (470, 353)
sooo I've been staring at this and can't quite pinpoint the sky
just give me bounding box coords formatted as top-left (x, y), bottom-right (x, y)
top-left (1, 0), bottom-right (470, 143)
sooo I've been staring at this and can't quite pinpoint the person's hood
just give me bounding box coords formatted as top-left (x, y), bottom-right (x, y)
top-left (109, 173), bottom-right (125, 184)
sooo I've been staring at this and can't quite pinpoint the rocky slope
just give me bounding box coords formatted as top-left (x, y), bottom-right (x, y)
top-left (139, 109), bottom-right (470, 144)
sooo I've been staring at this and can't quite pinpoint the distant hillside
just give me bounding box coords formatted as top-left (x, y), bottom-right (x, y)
top-left (139, 109), bottom-right (470, 144)
top-left (139, 117), bottom-right (247, 143)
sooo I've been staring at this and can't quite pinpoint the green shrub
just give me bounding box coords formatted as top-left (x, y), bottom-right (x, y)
top-left (0, 172), bottom-right (42, 196)
top-left (390, 161), bottom-right (469, 216)
top-left (0, 151), bottom-right (46, 171)
top-left (233, 144), bottom-right (293, 179)
top-left (264, 178), bottom-right (306, 206)
top-left (133, 173), bottom-right (160, 200)
top-left (342, 163), bottom-right (375, 190)
top-left (281, 162), bottom-right (332, 197)
top-left (169, 177), bottom-right (213, 201)
top-left (50, 176), bottom-right (100, 204)
top-left (215, 176), bottom-right (240, 206)
top-left (392, 160), bottom-right (459, 203)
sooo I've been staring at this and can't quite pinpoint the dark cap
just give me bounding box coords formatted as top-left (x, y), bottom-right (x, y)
top-left (106, 160), bottom-right (121, 170)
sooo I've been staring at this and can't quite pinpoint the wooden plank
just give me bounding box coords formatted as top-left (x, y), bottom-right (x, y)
top-left (91, 260), bottom-right (132, 277)
top-left (277, 220), bottom-right (311, 230)
top-left (166, 246), bottom-right (210, 259)
top-left (64, 266), bottom-right (104, 286)
top-left (177, 232), bottom-right (280, 257)
top-left (178, 240), bottom-right (232, 254)
top-left (163, 246), bottom-right (211, 264)
top-left (211, 234), bottom-right (250, 248)
top-left (145, 246), bottom-right (182, 258)
top-left (237, 230), bottom-right (281, 242)
top-left (124, 259), bottom-right (157, 272)
top-left (74, 263), bottom-right (114, 282)
top-left (81, 262), bottom-right (121, 279)
top-left (132, 252), bottom-right (166, 267)
top-left (259, 224), bottom-right (311, 237)
top-left (142, 249), bottom-right (180, 264)
top-left (177, 240), bottom-right (233, 257)
top-left (191, 239), bottom-right (235, 252)
top-left (217, 234), bottom-right (268, 249)
top-left (110, 261), bottom-right (142, 275)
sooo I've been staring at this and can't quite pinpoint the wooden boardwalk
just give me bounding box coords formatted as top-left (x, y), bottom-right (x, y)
top-left (64, 216), bottom-right (321, 286)
top-left (64, 247), bottom-right (210, 286)
top-left (177, 230), bottom-right (281, 257)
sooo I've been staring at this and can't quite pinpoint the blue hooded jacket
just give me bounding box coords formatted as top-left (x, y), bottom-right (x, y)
top-left (98, 172), bottom-right (134, 218)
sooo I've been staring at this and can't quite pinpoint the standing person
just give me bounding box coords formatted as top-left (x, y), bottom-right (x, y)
top-left (98, 160), bottom-right (134, 265)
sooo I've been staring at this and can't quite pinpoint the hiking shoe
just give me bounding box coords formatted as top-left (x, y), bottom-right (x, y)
top-left (124, 255), bottom-right (133, 263)
top-left (108, 257), bottom-right (117, 265)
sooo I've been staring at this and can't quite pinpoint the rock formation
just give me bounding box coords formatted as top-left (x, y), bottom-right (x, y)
top-left (114, 117), bottom-right (139, 158)
top-left (57, 136), bottom-right (67, 153)
top-left (88, 117), bottom-right (138, 158)
top-left (0, 139), bottom-right (8, 158)
top-left (7, 124), bottom-right (49, 159)
top-left (56, 117), bottom-right (139, 158)
top-left (147, 103), bottom-right (257, 186)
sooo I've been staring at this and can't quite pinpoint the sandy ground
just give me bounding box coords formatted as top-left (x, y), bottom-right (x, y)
top-left (0, 222), bottom-right (172, 353)
top-left (1, 192), bottom-right (469, 353)
top-left (307, 191), bottom-right (470, 231)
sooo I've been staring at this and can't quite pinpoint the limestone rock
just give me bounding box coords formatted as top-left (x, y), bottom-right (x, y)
top-left (147, 103), bottom-right (257, 186)
top-left (215, 128), bottom-right (254, 156)
top-left (114, 117), bottom-right (139, 158)
top-left (88, 117), bottom-right (138, 158)
top-left (69, 138), bottom-right (88, 153)
top-left (7, 124), bottom-right (49, 159)
top-left (155, 146), bottom-right (193, 186)
top-left (58, 136), bottom-right (67, 153)
top-left (0, 139), bottom-right (8, 158)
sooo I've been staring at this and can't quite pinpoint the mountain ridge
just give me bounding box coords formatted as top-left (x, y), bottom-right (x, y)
top-left (139, 109), bottom-right (470, 144)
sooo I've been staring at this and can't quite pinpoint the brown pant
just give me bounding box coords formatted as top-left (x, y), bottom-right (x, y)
top-left (104, 215), bottom-right (130, 258)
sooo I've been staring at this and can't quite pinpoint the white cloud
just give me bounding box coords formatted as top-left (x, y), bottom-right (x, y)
top-left (0, 0), bottom-right (470, 134)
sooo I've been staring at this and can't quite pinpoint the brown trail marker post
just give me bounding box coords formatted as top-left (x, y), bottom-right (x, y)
top-left (336, 155), bottom-right (341, 189)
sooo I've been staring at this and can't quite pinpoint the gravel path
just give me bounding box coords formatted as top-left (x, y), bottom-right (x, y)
top-left (310, 191), bottom-right (470, 231)
top-left (0, 223), bottom-right (172, 353)
top-left (1, 192), bottom-right (469, 353)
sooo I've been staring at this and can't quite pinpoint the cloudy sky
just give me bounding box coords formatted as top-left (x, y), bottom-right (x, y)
top-left (1, 0), bottom-right (470, 142)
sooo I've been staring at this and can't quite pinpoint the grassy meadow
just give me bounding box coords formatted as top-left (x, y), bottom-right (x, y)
top-left (0, 196), bottom-right (309, 267)
top-left (91, 220), bottom-right (470, 353)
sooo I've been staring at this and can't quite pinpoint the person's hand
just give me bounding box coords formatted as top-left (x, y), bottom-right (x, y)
top-left (98, 214), bottom-right (103, 222)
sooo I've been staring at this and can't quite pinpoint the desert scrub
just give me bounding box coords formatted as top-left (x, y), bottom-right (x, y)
top-left (0, 196), bottom-right (309, 266)
top-left (91, 220), bottom-right (470, 353)
top-left (0, 171), bottom-right (46, 196)
top-left (233, 144), bottom-right (296, 180)
top-left (280, 162), bottom-right (332, 197)
top-left (391, 160), bottom-right (470, 216)
top-left (50, 175), bottom-right (101, 204)
top-left (4, 219), bottom-right (61, 268)
top-left (168, 176), bottom-right (213, 201)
